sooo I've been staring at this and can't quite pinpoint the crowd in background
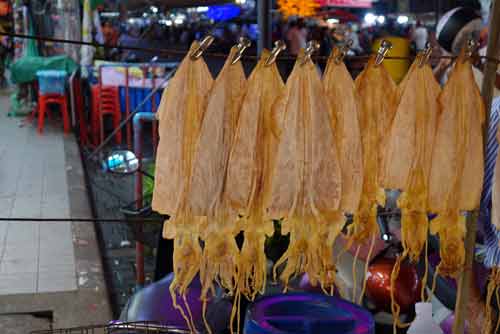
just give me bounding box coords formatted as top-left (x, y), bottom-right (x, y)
top-left (99, 15), bottom-right (433, 63)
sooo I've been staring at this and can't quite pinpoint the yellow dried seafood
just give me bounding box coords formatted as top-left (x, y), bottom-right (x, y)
top-left (152, 41), bottom-right (213, 332)
top-left (350, 56), bottom-right (396, 245)
top-left (382, 55), bottom-right (441, 262)
top-left (265, 49), bottom-right (342, 291)
top-left (225, 49), bottom-right (285, 300)
top-left (428, 48), bottom-right (485, 278)
top-left (187, 47), bottom-right (247, 332)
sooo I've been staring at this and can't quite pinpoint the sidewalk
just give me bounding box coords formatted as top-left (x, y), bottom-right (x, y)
top-left (0, 92), bottom-right (112, 332)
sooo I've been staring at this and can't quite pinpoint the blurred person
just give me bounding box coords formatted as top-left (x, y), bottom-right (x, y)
top-left (286, 18), bottom-right (307, 56)
top-left (118, 26), bottom-right (141, 61)
top-left (413, 20), bottom-right (428, 51)
top-left (346, 24), bottom-right (362, 54)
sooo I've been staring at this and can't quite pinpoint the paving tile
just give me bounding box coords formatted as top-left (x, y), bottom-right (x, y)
top-left (38, 253), bottom-right (75, 267)
top-left (0, 198), bottom-right (13, 218)
top-left (0, 258), bottom-right (37, 274)
top-left (0, 272), bottom-right (37, 295)
top-left (10, 195), bottom-right (42, 219)
top-left (40, 196), bottom-right (70, 218)
top-left (37, 270), bottom-right (77, 293)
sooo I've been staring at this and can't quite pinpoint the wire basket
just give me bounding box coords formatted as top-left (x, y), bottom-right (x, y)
top-left (30, 321), bottom-right (190, 334)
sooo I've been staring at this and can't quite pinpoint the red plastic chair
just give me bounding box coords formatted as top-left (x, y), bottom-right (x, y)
top-left (91, 85), bottom-right (122, 145)
top-left (37, 93), bottom-right (70, 134)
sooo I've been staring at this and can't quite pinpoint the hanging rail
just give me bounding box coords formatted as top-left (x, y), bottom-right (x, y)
top-left (1, 31), bottom-right (499, 64)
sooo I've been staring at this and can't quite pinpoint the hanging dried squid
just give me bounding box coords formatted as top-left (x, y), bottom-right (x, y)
top-left (152, 41), bottom-right (213, 332)
top-left (225, 49), bottom-right (285, 301)
top-left (322, 47), bottom-right (364, 292)
top-left (265, 48), bottom-right (342, 292)
top-left (382, 52), bottom-right (441, 262)
top-left (380, 50), bottom-right (441, 331)
top-left (351, 56), bottom-right (397, 246)
top-left (428, 47), bottom-right (485, 278)
top-left (186, 46), bottom-right (248, 334)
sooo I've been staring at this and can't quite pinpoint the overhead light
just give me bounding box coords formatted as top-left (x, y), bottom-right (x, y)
top-left (377, 15), bottom-right (385, 24)
top-left (142, 12), bottom-right (148, 18)
top-left (101, 12), bottom-right (119, 18)
top-left (397, 15), bottom-right (409, 24)
top-left (235, 0), bottom-right (246, 4)
top-left (150, 6), bottom-right (158, 14)
top-left (174, 18), bottom-right (184, 25)
top-left (197, 6), bottom-right (209, 12)
top-left (160, 19), bottom-right (173, 26)
top-left (327, 18), bottom-right (339, 24)
top-left (364, 13), bottom-right (377, 25)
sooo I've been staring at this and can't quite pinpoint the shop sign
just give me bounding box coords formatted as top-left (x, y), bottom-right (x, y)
top-left (318, 0), bottom-right (372, 8)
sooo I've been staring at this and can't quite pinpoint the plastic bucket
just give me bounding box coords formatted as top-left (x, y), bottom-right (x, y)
top-left (372, 37), bottom-right (411, 84)
top-left (244, 293), bottom-right (375, 334)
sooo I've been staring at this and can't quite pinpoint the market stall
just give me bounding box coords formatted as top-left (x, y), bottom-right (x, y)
top-left (8, 0), bottom-right (499, 333)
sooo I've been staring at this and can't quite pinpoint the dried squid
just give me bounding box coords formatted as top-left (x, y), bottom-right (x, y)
top-left (225, 49), bottom-right (285, 300)
top-left (186, 46), bottom-right (247, 332)
top-left (428, 48), bottom-right (485, 278)
top-left (382, 53), bottom-right (441, 261)
top-left (351, 56), bottom-right (397, 245)
top-left (322, 47), bottom-right (364, 292)
top-left (152, 41), bottom-right (213, 332)
top-left (380, 53), bottom-right (441, 331)
top-left (265, 49), bottom-right (342, 291)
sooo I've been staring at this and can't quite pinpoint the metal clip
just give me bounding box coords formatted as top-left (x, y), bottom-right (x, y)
top-left (463, 38), bottom-right (478, 63)
top-left (190, 35), bottom-right (215, 60)
top-left (231, 37), bottom-right (252, 65)
top-left (418, 43), bottom-right (433, 67)
top-left (374, 39), bottom-right (392, 66)
top-left (265, 40), bottom-right (287, 66)
top-left (301, 40), bottom-right (320, 65)
top-left (334, 40), bottom-right (353, 64)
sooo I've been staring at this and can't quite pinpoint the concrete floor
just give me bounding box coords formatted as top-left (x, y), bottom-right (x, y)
top-left (0, 92), bottom-right (112, 332)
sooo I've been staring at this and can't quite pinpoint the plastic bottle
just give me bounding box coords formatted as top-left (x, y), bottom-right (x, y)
top-left (407, 302), bottom-right (444, 334)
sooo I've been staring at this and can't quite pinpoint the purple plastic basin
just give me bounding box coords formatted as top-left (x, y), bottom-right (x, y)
top-left (244, 293), bottom-right (374, 334)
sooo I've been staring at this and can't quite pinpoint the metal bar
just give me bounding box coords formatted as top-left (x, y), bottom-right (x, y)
top-left (257, 0), bottom-right (272, 55)
top-left (126, 67), bottom-right (131, 150)
top-left (454, 1), bottom-right (500, 333)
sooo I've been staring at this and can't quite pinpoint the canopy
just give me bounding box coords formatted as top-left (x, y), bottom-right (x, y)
top-left (122, 0), bottom-right (231, 9)
top-left (316, 9), bottom-right (360, 22)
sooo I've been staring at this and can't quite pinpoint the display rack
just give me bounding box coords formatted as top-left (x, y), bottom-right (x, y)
top-left (30, 321), bottom-right (190, 334)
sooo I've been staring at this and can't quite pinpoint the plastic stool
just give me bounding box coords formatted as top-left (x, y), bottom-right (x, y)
top-left (91, 85), bottom-right (122, 145)
top-left (37, 93), bottom-right (70, 134)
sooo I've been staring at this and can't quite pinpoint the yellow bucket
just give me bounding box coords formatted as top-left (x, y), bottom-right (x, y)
top-left (372, 37), bottom-right (411, 84)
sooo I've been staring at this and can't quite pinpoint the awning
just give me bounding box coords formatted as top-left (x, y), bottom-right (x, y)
top-left (120, 0), bottom-right (232, 9)
top-left (316, 9), bottom-right (360, 22)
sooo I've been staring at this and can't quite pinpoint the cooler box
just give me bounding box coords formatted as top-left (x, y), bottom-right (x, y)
top-left (244, 293), bottom-right (375, 334)
top-left (36, 70), bottom-right (67, 95)
top-left (119, 87), bottom-right (163, 114)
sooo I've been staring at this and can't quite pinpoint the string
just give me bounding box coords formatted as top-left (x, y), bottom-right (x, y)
top-left (421, 236), bottom-right (430, 302)
top-left (1, 208), bottom-right (487, 224)
top-left (358, 234), bottom-right (376, 305)
top-left (3, 32), bottom-right (500, 64)
top-left (351, 244), bottom-right (361, 303)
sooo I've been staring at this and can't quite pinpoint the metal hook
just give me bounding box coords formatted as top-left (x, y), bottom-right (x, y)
top-left (265, 40), bottom-right (287, 66)
top-left (231, 37), bottom-right (252, 65)
top-left (334, 39), bottom-right (353, 64)
top-left (418, 43), bottom-right (433, 67)
top-left (463, 38), bottom-right (478, 63)
top-left (189, 35), bottom-right (215, 60)
top-left (374, 40), bottom-right (392, 66)
top-left (301, 40), bottom-right (320, 65)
